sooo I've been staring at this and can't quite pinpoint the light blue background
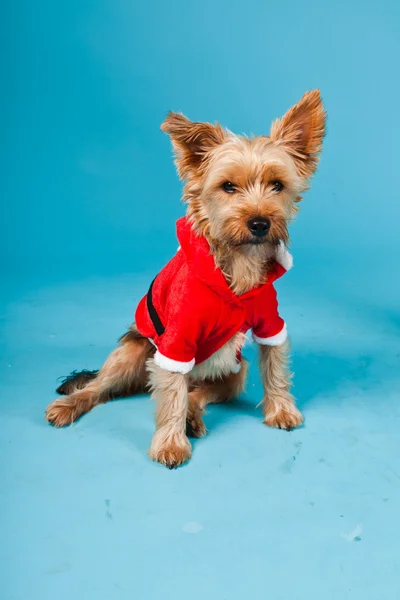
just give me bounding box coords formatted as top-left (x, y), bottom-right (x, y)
top-left (2, 1), bottom-right (400, 599)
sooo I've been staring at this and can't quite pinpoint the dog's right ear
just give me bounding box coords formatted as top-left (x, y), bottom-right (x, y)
top-left (161, 112), bottom-right (226, 180)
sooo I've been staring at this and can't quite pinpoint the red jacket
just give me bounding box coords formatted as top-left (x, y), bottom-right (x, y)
top-left (135, 217), bottom-right (292, 374)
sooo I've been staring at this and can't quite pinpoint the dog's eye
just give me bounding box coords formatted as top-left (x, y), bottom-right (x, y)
top-left (271, 181), bottom-right (284, 193)
top-left (222, 181), bottom-right (236, 193)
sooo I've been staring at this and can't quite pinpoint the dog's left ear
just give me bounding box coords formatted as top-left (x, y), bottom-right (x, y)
top-left (270, 90), bottom-right (326, 179)
top-left (161, 112), bottom-right (226, 180)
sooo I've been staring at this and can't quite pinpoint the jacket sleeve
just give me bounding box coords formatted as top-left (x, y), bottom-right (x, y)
top-left (151, 274), bottom-right (204, 374)
top-left (252, 285), bottom-right (288, 346)
top-left (153, 315), bottom-right (198, 374)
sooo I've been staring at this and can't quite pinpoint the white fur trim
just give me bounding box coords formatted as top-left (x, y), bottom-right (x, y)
top-left (231, 362), bottom-right (242, 374)
top-left (176, 245), bottom-right (181, 252)
top-left (253, 323), bottom-right (288, 346)
top-left (154, 350), bottom-right (195, 374)
top-left (275, 242), bottom-right (293, 271)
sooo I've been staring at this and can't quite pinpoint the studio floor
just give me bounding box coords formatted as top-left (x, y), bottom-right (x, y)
top-left (1, 250), bottom-right (399, 600)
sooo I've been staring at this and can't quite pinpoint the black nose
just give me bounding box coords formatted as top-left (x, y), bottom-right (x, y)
top-left (247, 217), bottom-right (271, 238)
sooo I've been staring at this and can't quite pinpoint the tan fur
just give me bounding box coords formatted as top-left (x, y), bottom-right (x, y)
top-left (270, 90), bottom-right (326, 179)
top-left (46, 327), bottom-right (153, 427)
top-left (146, 360), bottom-right (191, 468)
top-left (259, 341), bottom-right (303, 430)
top-left (162, 90), bottom-right (325, 295)
top-left (187, 360), bottom-right (248, 437)
top-left (191, 332), bottom-right (246, 380)
top-left (46, 91), bottom-right (325, 467)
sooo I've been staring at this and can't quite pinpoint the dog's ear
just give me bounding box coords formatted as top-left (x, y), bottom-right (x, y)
top-left (270, 90), bottom-right (326, 179)
top-left (161, 112), bottom-right (226, 180)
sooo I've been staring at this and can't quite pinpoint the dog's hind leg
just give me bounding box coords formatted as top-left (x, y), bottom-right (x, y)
top-left (186, 360), bottom-right (248, 438)
top-left (46, 326), bottom-right (154, 427)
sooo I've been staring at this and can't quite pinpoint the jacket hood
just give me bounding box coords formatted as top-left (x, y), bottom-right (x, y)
top-left (176, 217), bottom-right (292, 304)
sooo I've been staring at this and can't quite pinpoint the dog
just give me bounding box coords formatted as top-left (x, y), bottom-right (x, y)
top-left (46, 90), bottom-right (326, 468)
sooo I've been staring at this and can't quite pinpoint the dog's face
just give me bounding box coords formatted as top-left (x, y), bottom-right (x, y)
top-left (161, 90), bottom-right (326, 252)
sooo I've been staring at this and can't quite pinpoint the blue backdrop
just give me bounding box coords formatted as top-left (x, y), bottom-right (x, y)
top-left (2, 2), bottom-right (400, 600)
top-left (4, 0), bottom-right (400, 273)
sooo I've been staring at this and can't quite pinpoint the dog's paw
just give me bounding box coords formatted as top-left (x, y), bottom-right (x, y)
top-left (149, 433), bottom-right (192, 469)
top-left (186, 412), bottom-right (207, 438)
top-left (264, 404), bottom-right (303, 431)
top-left (45, 399), bottom-right (77, 427)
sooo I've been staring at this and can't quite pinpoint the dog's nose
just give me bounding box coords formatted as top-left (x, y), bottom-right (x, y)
top-left (247, 217), bottom-right (271, 238)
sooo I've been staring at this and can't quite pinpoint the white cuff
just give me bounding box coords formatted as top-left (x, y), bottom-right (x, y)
top-left (252, 323), bottom-right (288, 346)
top-left (275, 242), bottom-right (293, 271)
top-left (154, 351), bottom-right (195, 374)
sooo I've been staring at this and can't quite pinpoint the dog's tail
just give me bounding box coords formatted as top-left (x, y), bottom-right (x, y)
top-left (56, 369), bottom-right (99, 395)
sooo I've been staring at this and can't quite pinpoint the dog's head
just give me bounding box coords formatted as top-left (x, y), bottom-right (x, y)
top-left (161, 90), bottom-right (326, 253)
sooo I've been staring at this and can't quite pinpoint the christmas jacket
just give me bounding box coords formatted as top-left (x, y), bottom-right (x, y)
top-left (135, 217), bottom-right (293, 374)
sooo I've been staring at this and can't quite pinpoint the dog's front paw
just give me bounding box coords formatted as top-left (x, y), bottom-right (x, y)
top-left (45, 399), bottom-right (77, 427)
top-left (264, 402), bottom-right (303, 431)
top-left (149, 431), bottom-right (192, 469)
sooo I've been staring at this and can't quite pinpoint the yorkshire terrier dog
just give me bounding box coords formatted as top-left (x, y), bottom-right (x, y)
top-left (46, 90), bottom-right (326, 468)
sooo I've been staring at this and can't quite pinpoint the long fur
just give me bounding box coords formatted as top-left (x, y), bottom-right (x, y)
top-left (46, 91), bottom-right (326, 467)
top-left (56, 369), bottom-right (99, 395)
